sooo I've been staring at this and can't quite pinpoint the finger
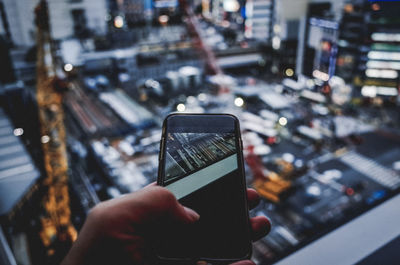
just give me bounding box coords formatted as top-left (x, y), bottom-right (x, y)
top-left (230, 260), bottom-right (256, 265)
top-left (250, 216), bottom-right (271, 241)
top-left (247, 188), bottom-right (260, 210)
top-left (144, 181), bottom-right (157, 188)
top-left (140, 186), bottom-right (200, 224)
top-left (105, 186), bottom-right (200, 226)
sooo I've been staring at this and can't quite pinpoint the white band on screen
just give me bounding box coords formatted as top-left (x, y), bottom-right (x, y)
top-left (166, 154), bottom-right (238, 200)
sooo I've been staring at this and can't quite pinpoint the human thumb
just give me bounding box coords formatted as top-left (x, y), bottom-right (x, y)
top-left (138, 186), bottom-right (200, 224)
top-left (182, 206), bottom-right (200, 222)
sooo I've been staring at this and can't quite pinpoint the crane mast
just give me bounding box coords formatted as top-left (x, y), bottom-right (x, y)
top-left (35, 0), bottom-right (77, 257)
top-left (179, 0), bottom-right (233, 93)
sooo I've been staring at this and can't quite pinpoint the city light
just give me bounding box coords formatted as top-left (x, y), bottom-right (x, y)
top-left (13, 128), bottom-right (24, 136)
top-left (312, 70), bottom-right (330, 82)
top-left (244, 19), bottom-right (253, 39)
top-left (309, 18), bottom-right (339, 30)
top-left (223, 0), bottom-right (240, 12)
top-left (371, 3), bottom-right (380, 11)
top-left (367, 61), bottom-right (400, 70)
top-left (361, 86), bottom-right (381, 98)
top-left (344, 4), bottom-right (354, 13)
top-left (361, 86), bottom-right (398, 98)
top-left (272, 36), bottom-right (281, 50)
top-left (176, 103), bottom-right (186, 112)
top-left (221, 20), bottom-right (230, 28)
top-left (285, 68), bottom-right (294, 77)
top-left (114, 16), bottom-right (124, 28)
top-left (306, 79), bottom-right (315, 89)
top-left (234, 97), bottom-right (244, 107)
top-left (187, 96), bottom-right (196, 104)
top-left (41, 135), bottom-right (50, 144)
top-left (158, 15), bottom-right (169, 25)
top-left (368, 51), bottom-right (400, 61)
top-left (244, 30), bottom-right (253, 39)
top-left (278, 117), bottom-right (288, 126)
top-left (365, 69), bottom-right (398, 79)
top-left (307, 185), bottom-right (321, 196)
top-left (371, 33), bottom-right (400, 42)
top-left (198, 93), bottom-right (207, 101)
top-left (273, 24), bottom-right (281, 34)
top-left (282, 153), bottom-right (295, 163)
top-left (64, 63), bottom-right (73, 72)
top-left (393, 161), bottom-right (400, 171)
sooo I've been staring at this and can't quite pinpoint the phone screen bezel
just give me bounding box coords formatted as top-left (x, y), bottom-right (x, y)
top-left (157, 113), bottom-right (252, 262)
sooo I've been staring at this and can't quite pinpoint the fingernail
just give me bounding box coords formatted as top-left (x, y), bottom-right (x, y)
top-left (183, 206), bottom-right (200, 221)
top-left (265, 217), bottom-right (272, 234)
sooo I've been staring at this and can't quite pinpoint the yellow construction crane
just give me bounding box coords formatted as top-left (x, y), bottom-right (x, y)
top-left (35, 0), bottom-right (77, 257)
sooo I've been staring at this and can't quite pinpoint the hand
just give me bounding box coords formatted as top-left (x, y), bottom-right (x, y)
top-left (61, 185), bottom-right (270, 265)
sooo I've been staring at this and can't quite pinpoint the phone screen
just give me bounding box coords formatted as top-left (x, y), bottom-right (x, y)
top-left (158, 114), bottom-right (251, 261)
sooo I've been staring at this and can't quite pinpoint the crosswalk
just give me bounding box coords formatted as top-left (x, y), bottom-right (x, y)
top-left (340, 151), bottom-right (400, 190)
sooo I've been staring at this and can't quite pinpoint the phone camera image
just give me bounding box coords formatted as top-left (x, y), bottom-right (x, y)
top-left (158, 114), bottom-right (251, 262)
top-left (165, 132), bottom-right (237, 198)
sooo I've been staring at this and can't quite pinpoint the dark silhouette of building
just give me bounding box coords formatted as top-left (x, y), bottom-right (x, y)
top-left (0, 36), bottom-right (15, 84)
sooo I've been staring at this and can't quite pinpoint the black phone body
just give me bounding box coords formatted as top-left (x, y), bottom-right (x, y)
top-left (157, 113), bottom-right (252, 263)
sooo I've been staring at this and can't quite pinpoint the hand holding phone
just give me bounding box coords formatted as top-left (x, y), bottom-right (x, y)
top-left (61, 115), bottom-right (269, 265)
top-left (61, 184), bottom-right (269, 265)
top-left (157, 113), bottom-right (255, 263)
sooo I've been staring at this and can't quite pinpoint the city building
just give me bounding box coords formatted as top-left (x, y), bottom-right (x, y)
top-left (335, 1), bottom-right (400, 99)
top-left (0, 106), bottom-right (41, 265)
top-left (48, 0), bottom-right (108, 40)
top-left (0, 0), bottom-right (37, 46)
top-left (244, 0), bottom-right (274, 41)
top-left (0, 36), bottom-right (15, 84)
top-left (113, 0), bottom-right (152, 26)
top-left (359, 1), bottom-right (400, 98)
top-left (335, 0), bottom-right (367, 83)
top-left (0, 0), bottom-right (107, 46)
top-left (0, 0), bottom-right (10, 39)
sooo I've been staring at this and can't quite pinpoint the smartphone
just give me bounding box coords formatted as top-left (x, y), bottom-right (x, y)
top-left (157, 113), bottom-right (252, 263)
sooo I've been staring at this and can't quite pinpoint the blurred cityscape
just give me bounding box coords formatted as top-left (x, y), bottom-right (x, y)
top-left (0, 0), bottom-right (400, 264)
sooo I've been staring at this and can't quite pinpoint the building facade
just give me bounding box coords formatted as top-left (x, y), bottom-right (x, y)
top-left (1, 0), bottom-right (108, 46)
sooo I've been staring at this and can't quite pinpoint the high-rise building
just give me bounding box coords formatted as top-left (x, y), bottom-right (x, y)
top-left (1, 0), bottom-right (38, 46)
top-left (112, 0), bottom-right (157, 27)
top-left (359, 1), bottom-right (400, 98)
top-left (0, 36), bottom-right (15, 84)
top-left (244, 0), bottom-right (274, 41)
top-left (335, 0), bottom-right (367, 83)
top-left (0, 0), bottom-right (10, 38)
top-left (1, 0), bottom-right (108, 46)
top-left (48, 0), bottom-right (108, 40)
top-left (336, 0), bottom-right (400, 99)
top-left (302, 17), bottom-right (339, 80)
